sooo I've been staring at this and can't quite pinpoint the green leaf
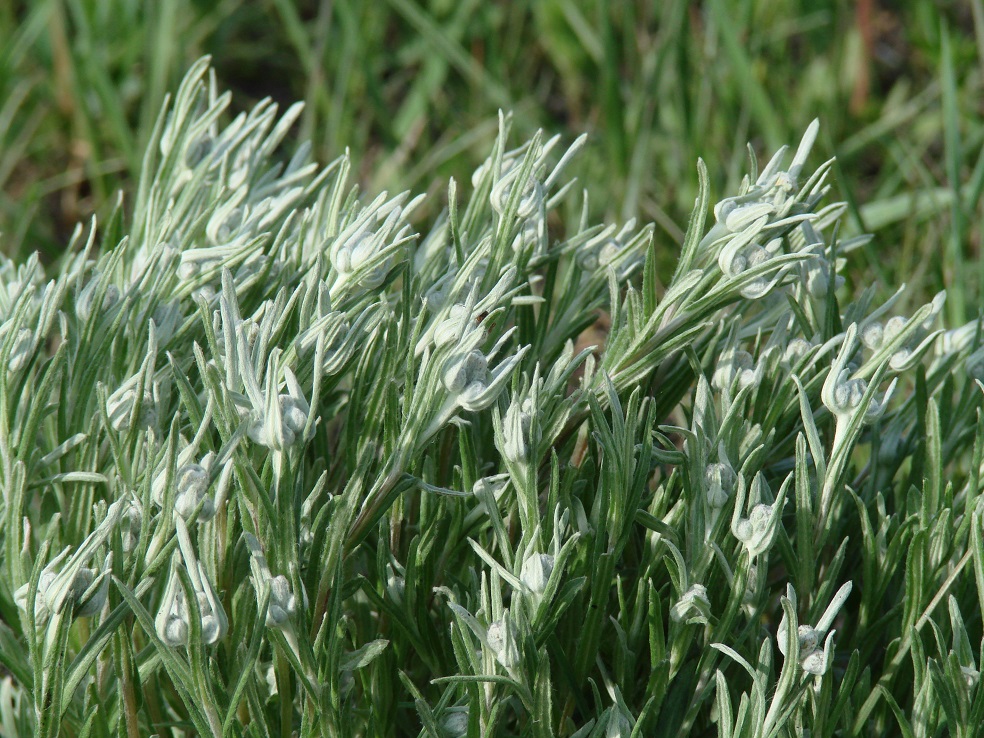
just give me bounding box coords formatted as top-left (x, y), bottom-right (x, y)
top-left (340, 639), bottom-right (390, 672)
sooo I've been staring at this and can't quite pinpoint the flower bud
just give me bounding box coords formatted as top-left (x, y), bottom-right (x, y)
top-left (502, 396), bottom-right (533, 463)
top-left (783, 338), bottom-right (812, 365)
top-left (281, 395), bottom-right (308, 435)
top-left (174, 463), bottom-right (215, 521)
top-left (883, 315), bottom-right (907, 342)
top-left (72, 555), bottom-right (112, 618)
top-left (435, 305), bottom-right (477, 347)
top-left (670, 583), bottom-right (711, 625)
top-left (777, 581), bottom-right (851, 676)
top-left (800, 637), bottom-right (833, 675)
top-left (76, 278), bottom-right (120, 322)
top-left (246, 368), bottom-right (312, 450)
top-left (712, 349), bottom-right (756, 393)
top-left (7, 328), bottom-right (35, 372)
top-left (705, 462), bottom-right (735, 509)
top-left (267, 575), bottom-right (297, 627)
top-left (440, 709), bottom-right (469, 738)
top-left (331, 229), bottom-right (392, 288)
top-left (486, 618), bottom-right (520, 668)
top-left (490, 168), bottom-right (543, 219)
top-left (22, 570), bottom-right (58, 622)
top-left (961, 666), bottom-right (980, 689)
top-left (121, 502), bottom-right (142, 553)
top-left (520, 553), bottom-right (555, 595)
top-left (107, 383), bottom-right (157, 432)
top-left (163, 613), bottom-right (189, 646)
top-left (443, 350), bottom-right (488, 395)
top-left (156, 566), bottom-right (189, 646)
top-left (860, 322), bottom-right (884, 350)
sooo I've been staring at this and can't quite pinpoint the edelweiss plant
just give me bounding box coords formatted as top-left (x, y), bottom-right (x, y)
top-left (0, 59), bottom-right (982, 738)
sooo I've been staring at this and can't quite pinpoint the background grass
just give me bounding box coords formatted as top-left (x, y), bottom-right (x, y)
top-left (0, 0), bottom-right (982, 315)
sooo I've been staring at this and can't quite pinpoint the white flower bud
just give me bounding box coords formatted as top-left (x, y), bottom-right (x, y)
top-left (200, 595), bottom-right (227, 639)
top-left (705, 462), bottom-right (735, 509)
top-left (245, 533), bottom-right (298, 629)
top-left (711, 349), bottom-right (756, 393)
top-left (281, 395), bottom-right (308, 435)
top-left (490, 168), bottom-right (543, 219)
top-left (732, 473), bottom-right (787, 559)
top-left (156, 568), bottom-right (190, 647)
top-left (486, 618), bottom-right (520, 668)
top-left (443, 350), bottom-right (488, 395)
top-left (782, 338), bottom-right (812, 365)
top-left (597, 239), bottom-right (620, 267)
top-left (184, 133), bottom-right (213, 168)
top-left (177, 260), bottom-right (200, 281)
top-left (76, 278), bottom-right (121, 322)
top-left (13, 568), bottom-right (56, 625)
top-left (440, 709), bottom-right (469, 737)
top-left (163, 613), bottom-right (189, 646)
top-left (207, 204), bottom-right (244, 245)
top-left (712, 197), bottom-right (738, 226)
top-left (502, 395), bottom-right (533, 463)
top-left (576, 249), bottom-right (600, 272)
top-left (266, 575), bottom-right (297, 627)
top-left (7, 328), bottom-right (35, 372)
top-left (64, 566), bottom-right (93, 606)
top-left (796, 624), bottom-right (820, 653)
top-left (800, 634), bottom-right (834, 675)
top-left (107, 376), bottom-right (157, 432)
top-left (938, 325), bottom-right (974, 355)
top-left (247, 368), bottom-right (312, 450)
top-left (174, 463), bottom-right (215, 521)
top-left (883, 316), bottom-right (907, 342)
top-left (803, 252), bottom-right (843, 297)
top-left (831, 371), bottom-right (863, 410)
top-left (777, 582), bottom-right (851, 676)
top-left (889, 348), bottom-right (912, 371)
top-left (670, 583), bottom-right (711, 625)
top-left (520, 553), bottom-right (555, 595)
top-left (434, 305), bottom-right (477, 347)
top-left (194, 285), bottom-right (217, 304)
top-left (860, 322), bottom-right (884, 350)
top-left (471, 159), bottom-right (491, 189)
top-left (821, 326), bottom-right (898, 437)
top-left (961, 666), bottom-right (980, 689)
top-left (72, 555), bottom-right (112, 618)
top-left (121, 502), bottom-right (142, 553)
top-left (331, 229), bottom-right (392, 288)
top-left (194, 565), bottom-right (227, 644)
top-left (157, 521), bottom-right (230, 647)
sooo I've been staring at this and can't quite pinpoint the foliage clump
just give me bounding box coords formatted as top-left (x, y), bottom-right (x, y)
top-left (1, 59), bottom-right (983, 737)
